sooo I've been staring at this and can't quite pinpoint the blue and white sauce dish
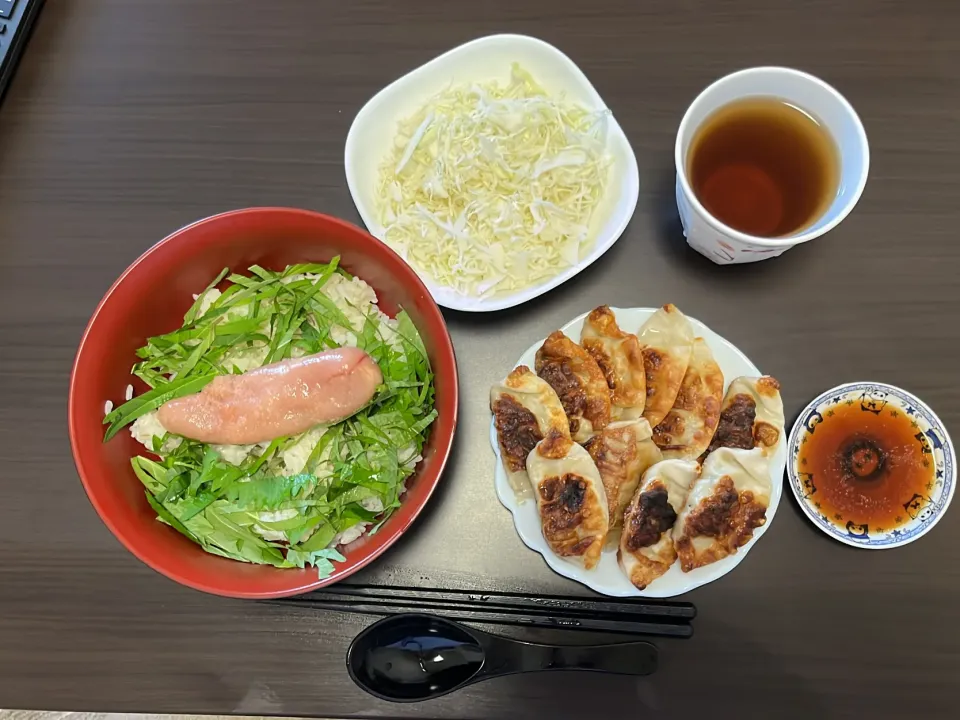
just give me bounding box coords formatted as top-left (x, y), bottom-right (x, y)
top-left (787, 382), bottom-right (955, 549)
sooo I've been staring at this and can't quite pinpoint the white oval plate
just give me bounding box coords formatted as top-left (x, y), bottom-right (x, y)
top-left (489, 307), bottom-right (786, 597)
top-left (344, 34), bottom-right (640, 312)
top-left (786, 382), bottom-right (955, 549)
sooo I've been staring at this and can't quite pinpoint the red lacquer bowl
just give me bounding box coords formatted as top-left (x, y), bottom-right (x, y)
top-left (69, 208), bottom-right (458, 598)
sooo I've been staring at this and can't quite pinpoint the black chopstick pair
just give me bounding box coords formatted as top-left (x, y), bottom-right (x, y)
top-left (269, 583), bottom-right (695, 638)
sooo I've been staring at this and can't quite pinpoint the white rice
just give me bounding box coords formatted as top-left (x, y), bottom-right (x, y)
top-left (213, 442), bottom-right (258, 466)
top-left (253, 508), bottom-right (300, 542)
top-left (332, 523), bottom-right (370, 547)
top-left (103, 400), bottom-right (113, 416)
top-left (124, 384), bottom-right (134, 401)
top-left (329, 494), bottom-right (390, 547)
top-left (281, 425), bottom-right (330, 475)
top-left (131, 412), bottom-right (182, 452)
top-left (129, 271), bottom-right (418, 549)
top-left (361, 496), bottom-right (385, 513)
top-left (225, 347), bottom-right (270, 374)
top-left (256, 495), bottom-right (385, 547)
top-left (196, 288), bottom-right (222, 317)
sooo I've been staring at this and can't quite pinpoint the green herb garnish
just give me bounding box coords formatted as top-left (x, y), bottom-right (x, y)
top-left (104, 259), bottom-right (436, 578)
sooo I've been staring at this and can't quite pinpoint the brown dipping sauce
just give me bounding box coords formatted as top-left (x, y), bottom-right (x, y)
top-left (798, 401), bottom-right (934, 531)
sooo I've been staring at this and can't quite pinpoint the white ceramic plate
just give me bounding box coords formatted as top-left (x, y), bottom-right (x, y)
top-left (786, 382), bottom-right (955, 549)
top-left (344, 34), bottom-right (640, 312)
top-left (490, 307), bottom-right (786, 597)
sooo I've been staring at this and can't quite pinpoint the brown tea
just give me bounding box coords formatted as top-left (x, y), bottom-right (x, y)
top-left (687, 97), bottom-right (839, 238)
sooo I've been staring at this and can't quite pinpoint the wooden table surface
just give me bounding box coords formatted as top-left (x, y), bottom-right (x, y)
top-left (1, 1), bottom-right (958, 718)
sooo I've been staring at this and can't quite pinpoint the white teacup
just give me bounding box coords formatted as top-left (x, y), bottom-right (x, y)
top-left (675, 67), bottom-right (869, 265)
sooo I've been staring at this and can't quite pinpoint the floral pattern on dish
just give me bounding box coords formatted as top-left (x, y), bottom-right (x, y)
top-left (787, 382), bottom-right (955, 549)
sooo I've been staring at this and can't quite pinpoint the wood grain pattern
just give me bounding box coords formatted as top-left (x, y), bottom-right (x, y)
top-left (1, 0), bottom-right (958, 717)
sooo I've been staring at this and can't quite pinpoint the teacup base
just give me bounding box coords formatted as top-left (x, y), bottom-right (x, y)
top-left (676, 178), bottom-right (789, 265)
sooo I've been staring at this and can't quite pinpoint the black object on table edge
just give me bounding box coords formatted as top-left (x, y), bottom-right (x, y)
top-left (268, 583), bottom-right (695, 639)
top-left (347, 612), bottom-right (659, 702)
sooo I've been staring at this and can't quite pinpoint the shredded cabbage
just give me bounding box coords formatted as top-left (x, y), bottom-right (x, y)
top-left (376, 63), bottom-right (612, 299)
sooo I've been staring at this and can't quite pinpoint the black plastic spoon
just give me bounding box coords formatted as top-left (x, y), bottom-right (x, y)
top-left (346, 612), bottom-right (658, 702)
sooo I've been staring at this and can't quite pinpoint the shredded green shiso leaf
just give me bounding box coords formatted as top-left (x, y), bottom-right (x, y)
top-left (103, 259), bottom-right (437, 578)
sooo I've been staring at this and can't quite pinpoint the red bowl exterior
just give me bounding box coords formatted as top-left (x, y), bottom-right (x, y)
top-left (68, 208), bottom-right (458, 598)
